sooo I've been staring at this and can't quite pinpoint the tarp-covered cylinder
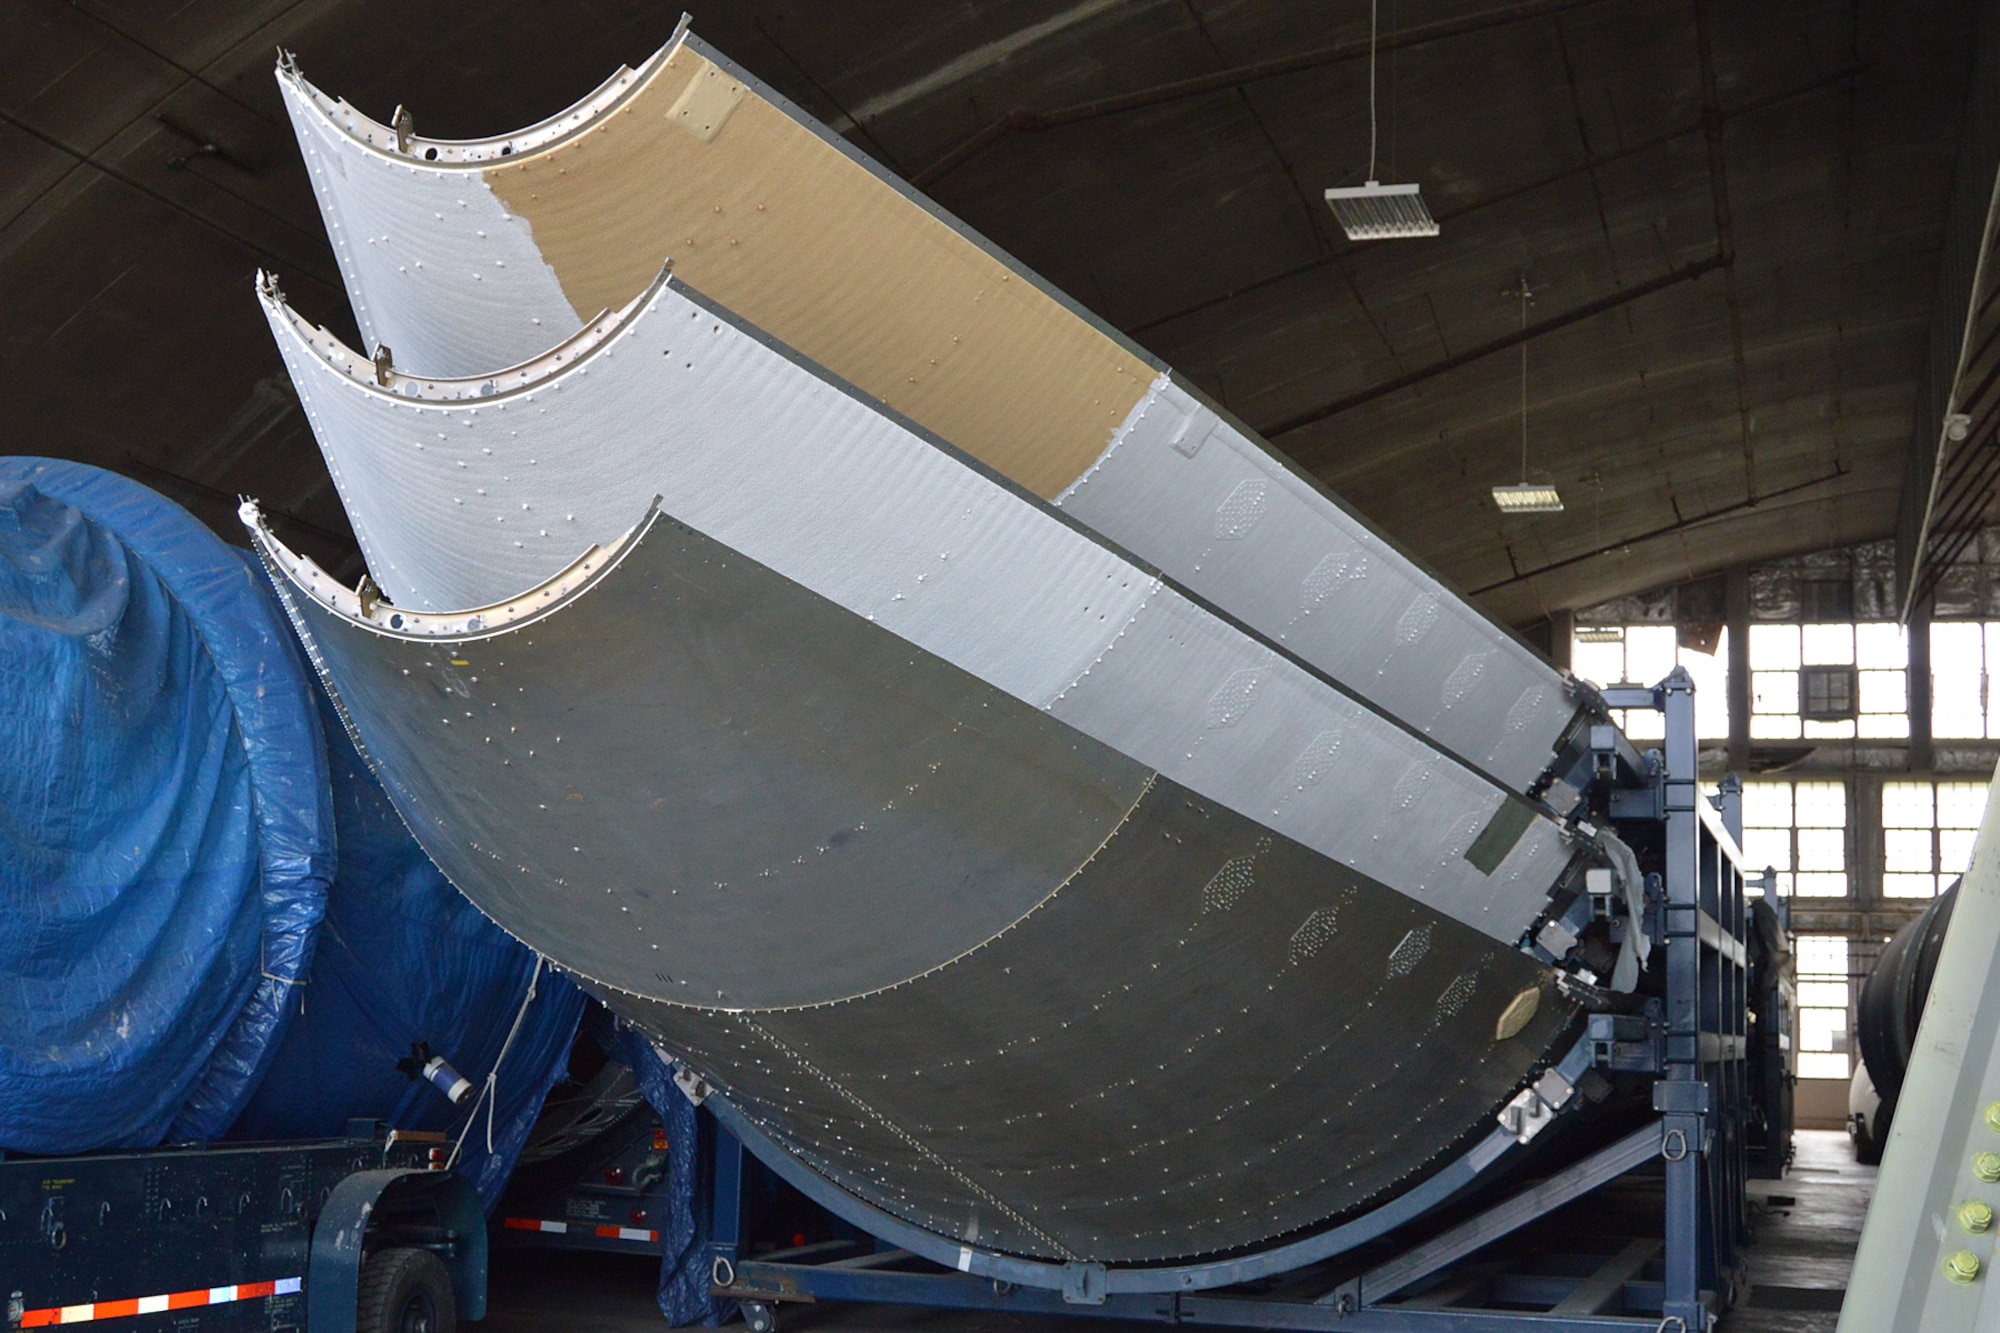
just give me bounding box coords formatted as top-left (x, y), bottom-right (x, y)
top-left (0, 458), bottom-right (335, 1152)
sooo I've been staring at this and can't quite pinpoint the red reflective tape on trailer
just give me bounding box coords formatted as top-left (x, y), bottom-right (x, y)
top-left (19, 1277), bottom-right (301, 1326)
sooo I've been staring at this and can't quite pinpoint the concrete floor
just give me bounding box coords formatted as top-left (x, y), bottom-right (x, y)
top-left (482, 1131), bottom-right (1871, 1333)
top-left (1721, 1130), bottom-right (1873, 1332)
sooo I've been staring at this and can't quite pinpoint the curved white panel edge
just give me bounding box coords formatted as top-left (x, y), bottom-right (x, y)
top-left (274, 45), bottom-right (1583, 797)
top-left (260, 275), bottom-right (1578, 944)
top-left (278, 70), bottom-right (585, 379)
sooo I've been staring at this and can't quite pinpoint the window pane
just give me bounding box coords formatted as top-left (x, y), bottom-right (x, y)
top-left (1744, 783), bottom-right (1793, 827)
top-left (1625, 625), bottom-right (1676, 687)
top-left (1939, 783), bottom-right (1990, 829)
top-left (1572, 638), bottom-right (1624, 687)
top-left (1796, 935), bottom-right (1849, 976)
top-left (1795, 872), bottom-right (1848, 896)
top-left (1682, 631), bottom-right (1729, 741)
top-left (1857, 712), bottom-right (1910, 739)
top-left (1751, 624), bottom-right (1802, 670)
top-left (1741, 828), bottom-right (1792, 872)
top-left (1857, 622), bottom-right (1908, 669)
top-left (1751, 713), bottom-right (1803, 739)
top-left (1885, 828), bottom-right (1935, 872)
top-left (1859, 669), bottom-right (1907, 715)
top-left (1934, 621), bottom-right (1985, 670)
top-left (1883, 781), bottom-right (1933, 827)
top-left (1802, 622), bottom-right (1855, 665)
top-left (1802, 719), bottom-right (1857, 739)
top-left (1933, 622), bottom-right (1986, 738)
top-left (1795, 782), bottom-right (1846, 827)
top-left (1942, 829), bottom-right (1979, 875)
top-left (1796, 828), bottom-right (1845, 871)
top-left (1623, 708), bottom-right (1665, 741)
top-left (1799, 1052), bottom-right (1851, 1079)
top-left (1884, 872), bottom-right (1938, 898)
top-left (1752, 670), bottom-right (1799, 715)
top-left (1769, 871), bottom-right (1795, 896)
top-left (1800, 1007), bottom-right (1848, 1052)
top-left (1798, 981), bottom-right (1849, 1009)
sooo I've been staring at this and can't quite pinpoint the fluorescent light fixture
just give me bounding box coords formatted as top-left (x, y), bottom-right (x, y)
top-left (1491, 482), bottom-right (1564, 513)
top-left (1324, 181), bottom-right (1439, 240)
top-left (1574, 627), bottom-right (1624, 644)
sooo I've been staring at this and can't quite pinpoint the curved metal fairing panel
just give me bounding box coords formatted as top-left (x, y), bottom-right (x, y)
top-left (261, 274), bottom-right (1580, 947)
top-left (275, 35), bottom-right (1586, 796)
top-left (249, 502), bottom-right (1577, 1260)
top-left (253, 504), bottom-right (1149, 1008)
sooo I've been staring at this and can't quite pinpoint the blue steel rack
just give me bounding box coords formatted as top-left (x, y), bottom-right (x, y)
top-left (694, 667), bottom-right (1781, 1332)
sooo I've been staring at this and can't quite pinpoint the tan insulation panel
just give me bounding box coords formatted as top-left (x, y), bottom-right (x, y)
top-left (486, 49), bottom-right (1153, 500)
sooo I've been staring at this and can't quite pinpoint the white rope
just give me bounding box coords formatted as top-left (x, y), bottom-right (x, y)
top-left (1368, 0), bottom-right (1380, 181)
top-left (447, 953), bottom-right (546, 1171)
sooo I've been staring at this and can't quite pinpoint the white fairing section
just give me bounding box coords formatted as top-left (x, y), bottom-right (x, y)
top-left (1063, 380), bottom-right (1575, 789)
top-left (1839, 770), bottom-right (2000, 1331)
top-left (279, 73), bottom-right (583, 378)
top-left (276, 54), bottom-right (1583, 795)
top-left (264, 277), bottom-right (1574, 944)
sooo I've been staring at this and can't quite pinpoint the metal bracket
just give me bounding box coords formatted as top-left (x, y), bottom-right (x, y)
top-left (674, 1066), bottom-right (713, 1106)
top-left (1061, 1263), bottom-right (1107, 1305)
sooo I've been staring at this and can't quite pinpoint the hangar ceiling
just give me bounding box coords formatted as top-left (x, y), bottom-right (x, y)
top-left (1, 0), bottom-right (1983, 634)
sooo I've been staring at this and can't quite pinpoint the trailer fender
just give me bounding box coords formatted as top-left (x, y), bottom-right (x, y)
top-left (308, 1169), bottom-right (488, 1332)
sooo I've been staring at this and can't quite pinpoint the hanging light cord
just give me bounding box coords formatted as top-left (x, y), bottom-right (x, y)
top-left (1519, 275), bottom-right (1531, 483)
top-left (1368, 0), bottom-right (1380, 182)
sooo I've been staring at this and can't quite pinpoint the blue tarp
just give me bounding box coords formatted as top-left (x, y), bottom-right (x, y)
top-left (620, 1029), bottom-right (722, 1326)
top-left (0, 458), bottom-right (335, 1152)
top-left (229, 691), bottom-right (587, 1207)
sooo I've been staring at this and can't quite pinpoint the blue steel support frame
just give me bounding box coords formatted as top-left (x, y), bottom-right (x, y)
top-left (697, 667), bottom-right (1761, 1332)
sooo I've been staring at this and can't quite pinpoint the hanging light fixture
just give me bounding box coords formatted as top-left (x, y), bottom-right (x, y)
top-left (1492, 274), bottom-right (1563, 514)
top-left (1325, 0), bottom-right (1438, 240)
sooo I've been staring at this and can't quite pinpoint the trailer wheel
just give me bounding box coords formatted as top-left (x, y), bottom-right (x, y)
top-left (356, 1247), bottom-right (456, 1333)
top-left (742, 1300), bottom-right (776, 1333)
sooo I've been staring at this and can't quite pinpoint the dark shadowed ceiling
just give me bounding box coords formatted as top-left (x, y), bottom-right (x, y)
top-left (1, 0), bottom-right (1984, 633)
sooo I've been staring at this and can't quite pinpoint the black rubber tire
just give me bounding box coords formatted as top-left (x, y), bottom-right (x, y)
top-left (743, 1301), bottom-right (777, 1333)
top-left (356, 1247), bottom-right (456, 1333)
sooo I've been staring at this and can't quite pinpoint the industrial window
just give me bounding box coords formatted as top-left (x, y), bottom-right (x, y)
top-left (1932, 623), bottom-right (2000, 739)
top-left (1749, 623), bottom-right (1906, 741)
top-left (1569, 624), bottom-right (1727, 742)
top-left (1882, 780), bottom-right (1990, 898)
top-left (1739, 780), bottom-right (1847, 897)
top-left (1794, 935), bottom-right (1851, 1081)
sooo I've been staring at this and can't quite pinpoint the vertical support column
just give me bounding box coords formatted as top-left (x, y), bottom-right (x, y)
top-left (1549, 609), bottom-right (1575, 671)
top-left (1852, 772), bottom-right (1886, 909)
top-left (1726, 567), bottom-right (1752, 773)
top-left (707, 1116), bottom-right (746, 1286)
top-left (1910, 594), bottom-right (1935, 773)
top-left (1658, 666), bottom-right (1714, 1328)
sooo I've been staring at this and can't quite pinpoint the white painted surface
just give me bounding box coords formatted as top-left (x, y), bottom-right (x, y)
top-left (264, 277), bottom-right (1574, 943)
top-left (1839, 770), bottom-right (2000, 1331)
top-left (279, 49), bottom-right (1580, 796)
top-left (1062, 379), bottom-right (1576, 791)
top-left (279, 71), bottom-right (583, 378)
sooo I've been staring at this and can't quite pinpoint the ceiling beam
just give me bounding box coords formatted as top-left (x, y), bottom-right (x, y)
top-left (912, 0), bottom-right (1619, 187)
top-left (1267, 252), bottom-right (1726, 449)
